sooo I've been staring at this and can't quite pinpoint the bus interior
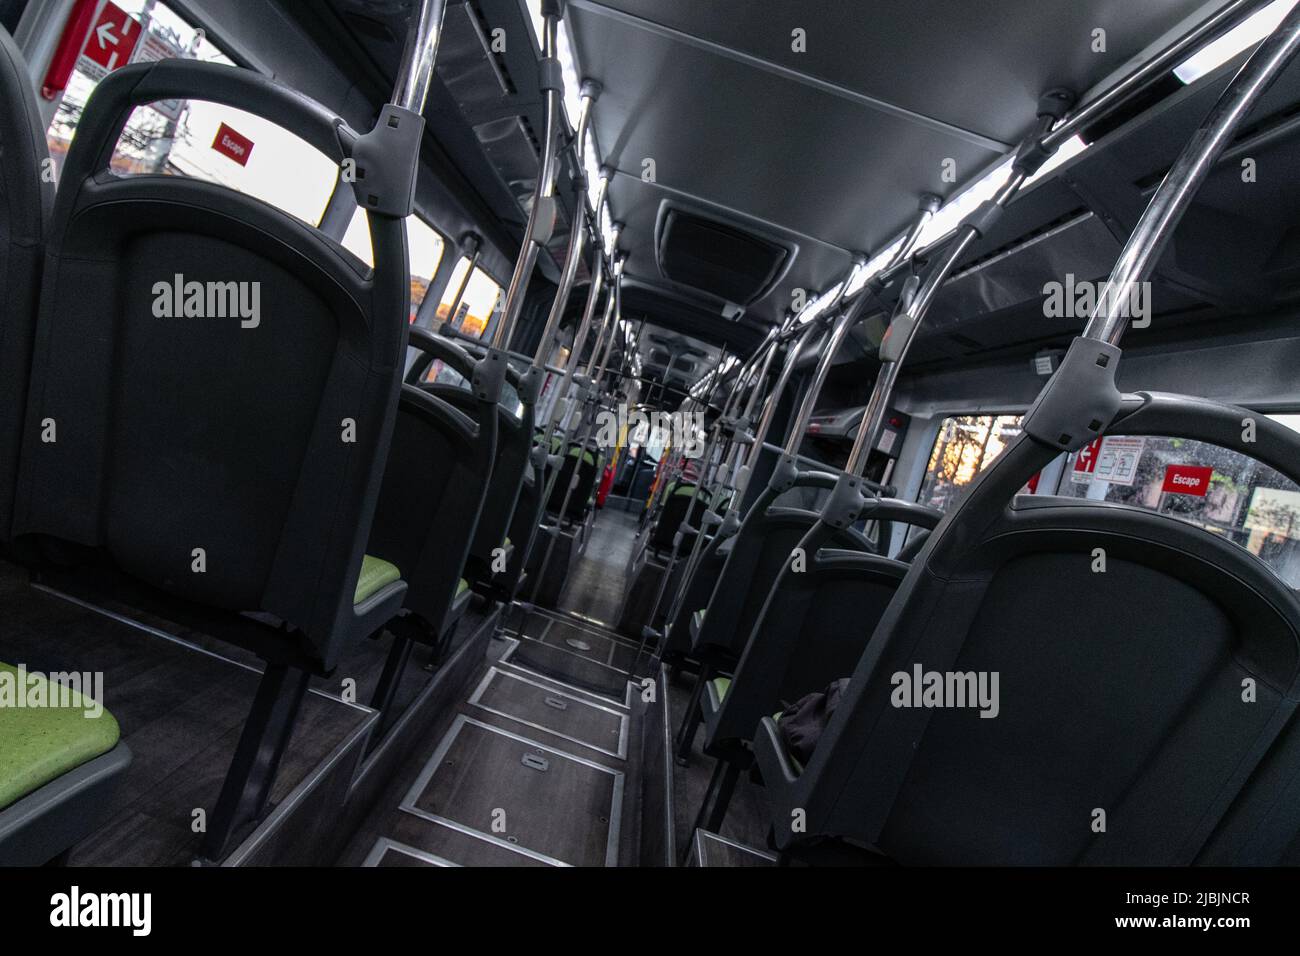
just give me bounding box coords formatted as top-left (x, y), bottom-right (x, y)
top-left (1, 0), bottom-right (1300, 881)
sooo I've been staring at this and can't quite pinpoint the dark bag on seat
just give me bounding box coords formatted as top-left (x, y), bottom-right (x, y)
top-left (777, 678), bottom-right (850, 767)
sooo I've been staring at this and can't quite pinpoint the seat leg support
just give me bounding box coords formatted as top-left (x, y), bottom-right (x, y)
top-left (200, 662), bottom-right (311, 862)
top-left (368, 632), bottom-right (414, 740)
top-left (705, 762), bottom-right (740, 833)
top-left (673, 664), bottom-right (711, 764)
top-left (687, 759), bottom-right (727, 853)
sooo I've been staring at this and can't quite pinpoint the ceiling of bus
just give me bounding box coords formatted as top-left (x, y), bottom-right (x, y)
top-left (565, 0), bottom-right (1235, 330)
top-left (294, 0), bottom-right (1255, 361)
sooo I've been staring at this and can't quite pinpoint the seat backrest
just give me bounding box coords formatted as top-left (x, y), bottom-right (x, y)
top-left (692, 472), bottom-right (871, 661)
top-left (0, 26), bottom-right (54, 542)
top-left (406, 344), bottom-right (532, 568)
top-left (468, 376), bottom-right (531, 563)
top-left (794, 392), bottom-right (1300, 865)
top-left (659, 528), bottom-right (730, 662)
top-left (372, 332), bottom-right (497, 632)
top-left (503, 457), bottom-right (543, 598)
top-left (11, 61), bottom-right (408, 668)
top-left (546, 442), bottom-right (598, 520)
top-left (708, 497), bottom-right (940, 751)
top-left (648, 481), bottom-right (701, 552)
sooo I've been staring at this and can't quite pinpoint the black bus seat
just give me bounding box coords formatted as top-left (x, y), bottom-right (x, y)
top-left (753, 390), bottom-right (1300, 865)
top-left (647, 481), bottom-right (697, 554)
top-left (0, 25), bottom-right (51, 551)
top-left (522, 436), bottom-right (602, 607)
top-left (656, 522), bottom-right (736, 666)
top-left (405, 343), bottom-right (539, 601)
top-left (365, 328), bottom-right (499, 721)
top-left (0, 26), bottom-right (133, 866)
top-left (693, 497), bottom-right (941, 833)
top-left (8, 60), bottom-right (410, 860)
top-left (499, 457), bottom-right (543, 602)
top-left (464, 371), bottom-right (534, 595)
top-left (673, 470), bottom-right (873, 763)
top-left (647, 481), bottom-right (723, 558)
top-left (545, 437), bottom-right (599, 525)
top-left (616, 482), bottom-right (728, 641)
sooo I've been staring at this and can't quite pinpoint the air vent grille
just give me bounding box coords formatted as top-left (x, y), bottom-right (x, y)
top-left (657, 210), bottom-right (789, 305)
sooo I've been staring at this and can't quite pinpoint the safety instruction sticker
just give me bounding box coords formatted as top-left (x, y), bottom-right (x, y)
top-left (1071, 435), bottom-right (1145, 486)
top-left (129, 29), bottom-right (189, 121)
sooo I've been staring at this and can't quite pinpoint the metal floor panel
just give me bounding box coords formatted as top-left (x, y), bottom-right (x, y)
top-left (468, 667), bottom-right (629, 759)
top-left (539, 619), bottom-right (641, 671)
top-left (528, 605), bottom-right (644, 646)
top-left (400, 715), bottom-right (624, 867)
top-left (496, 640), bottom-right (634, 709)
top-left (362, 838), bottom-right (458, 867)
top-left (378, 813), bottom-right (558, 866)
top-left (689, 829), bottom-right (777, 867)
top-left (501, 632), bottom-right (634, 698)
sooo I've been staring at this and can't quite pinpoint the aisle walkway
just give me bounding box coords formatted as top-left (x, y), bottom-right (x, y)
top-left (340, 509), bottom-right (645, 866)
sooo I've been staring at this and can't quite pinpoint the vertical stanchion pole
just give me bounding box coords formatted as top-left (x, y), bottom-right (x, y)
top-left (632, 351), bottom-right (733, 670)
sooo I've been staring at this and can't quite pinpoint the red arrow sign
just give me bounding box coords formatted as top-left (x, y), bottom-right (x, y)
top-left (80, 2), bottom-right (141, 72)
top-left (1073, 438), bottom-right (1103, 475)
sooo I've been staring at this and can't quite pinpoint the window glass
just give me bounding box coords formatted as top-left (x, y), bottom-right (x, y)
top-left (437, 260), bottom-right (503, 339)
top-left (340, 208), bottom-right (373, 266)
top-left (45, 1), bottom-right (345, 227)
top-left (117, 100), bottom-right (338, 223)
top-left (420, 357), bottom-right (524, 419)
top-left (1059, 419), bottom-right (1300, 587)
top-left (342, 211), bottom-right (445, 321)
top-left (916, 415), bottom-right (1023, 512)
top-left (49, 1), bottom-right (228, 174)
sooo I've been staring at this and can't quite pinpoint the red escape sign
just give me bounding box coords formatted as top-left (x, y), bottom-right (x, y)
top-left (81, 1), bottom-right (142, 72)
top-left (212, 123), bottom-right (255, 166)
top-left (1162, 464), bottom-right (1214, 497)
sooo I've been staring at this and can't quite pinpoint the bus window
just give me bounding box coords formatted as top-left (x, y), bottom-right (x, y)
top-left (343, 211), bottom-right (445, 322)
top-left (113, 100), bottom-right (338, 224)
top-left (437, 259), bottom-right (502, 338)
top-left (340, 208), bottom-right (372, 266)
top-left (916, 415), bottom-right (1023, 512)
top-left (421, 357), bottom-right (525, 419)
top-left (46, 0), bottom-right (233, 177)
top-left (1060, 418), bottom-right (1300, 587)
top-left (46, 2), bottom-right (346, 227)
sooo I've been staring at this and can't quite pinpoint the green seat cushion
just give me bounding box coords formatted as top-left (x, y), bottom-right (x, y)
top-left (711, 676), bottom-right (731, 702)
top-left (457, 577), bottom-right (470, 597)
top-left (0, 663), bottom-right (121, 810)
top-left (355, 554), bottom-right (401, 605)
